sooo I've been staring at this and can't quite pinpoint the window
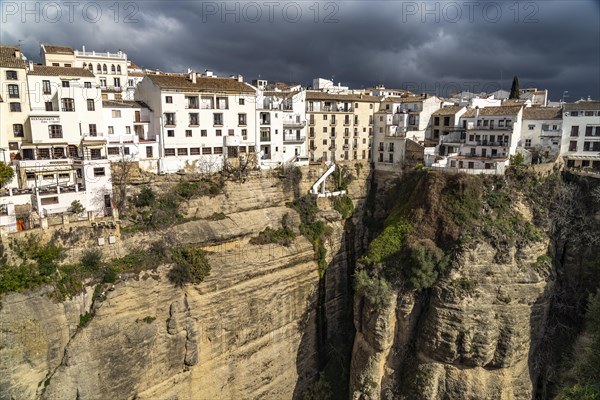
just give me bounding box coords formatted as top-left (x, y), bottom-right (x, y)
top-left (242, 129), bottom-right (247, 139)
top-left (525, 139), bottom-right (532, 147)
top-left (87, 99), bottom-right (95, 111)
top-left (10, 102), bottom-right (21, 112)
top-left (111, 109), bottom-right (121, 118)
top-left (97, 63), bottom-right (101, 72)
top-left (62, 80), bottom-right (70, 88)
top-left (216, 129), bottom-right (222, 136)
top-left (189, 113), bottom-right (199, 126)
top-left (164, 113), bottom-right (175, 126)
top-left (239, 98), bottom-right (245, 105)
top-left (202, 148), bottom-right (212, 155)
top-left (64, 63), bottom-right (71, 68)
top-left (167, 130), bottom-right (174, 137)
top-left (108, 147), bottom-right (120, 156)
top-left (216, 97), bottom-right (228, 109)
top-left (571, 126), bottom-right (580, 137)
top-left (569, 141), bottom-right (578, 151)
top-left (444, 117), bottom-right (450, 126)
top-left (13, 124), bottom-right (24, 137)
top-left (108, 126), bottom-right (114, 135)
top-left (6, 70), bottom-right (17, 80)
top-left (434, 117), bottom-right (440, 125)
top-left (52, 63), bottom-right (59, 67)
top-left (89, 124), bottom-right (97, 136)
top-left (323, 139), bottom-right (328, 145)
top-left (49, 125), bottom-right (63, 138)
top-left (93, 168), bottom-right (105, 177)
top-left (213, 147), bottom-right (223, 154)
top-left (88, 64), bottom-right (93, 72)
top-left (528, 124), bottom-right (535, 130)
top-left (103, 64), bottom-right (107, 73)
top-left (61, 98), bottom-right (75, 112)
top-left (117, 65), bottom-right (121, 74)
top-left (201, 96), bottom-right (214, 109)
top-left (111, 65), bottom-right (116, 74)
top-left (177, 148), bottom-right (188, 156)
top-left (8, 84), bottom-right (19, 98)
top-left (238, 113), bottom-right (247, 126)
top-left (84, 82), bottom-right (92, 88)
top-left (323, 115), bottom-right (327, 120)
top-left (213, 113), bottom-right (223, 126)
top-left (114, 78), bottom-right (121, 88)
top-left (186, 130), bottom-right (192, 137)
top-left (166, 96), bottom-right (173, 103)
top-left (44, 101), bottom-right (53, 111)
top-left (41, 196), bottom-right (59, 205)
top-left (190, 148), bottom-right (200, 155)
top-left (100, 78), bottom-right (107, 87)
top-left (126, 126), bottom-right (131, 134)
top-left (42, 80), bottom-right (51, 94)
top-left (146, 146), bottom-right (153, 158)
top-left (165, 148), bottom-right (176, 156)
top-left (228, 129), bottom-right (234, 136)
top-left (585, 111), bottom-right (594, 117)
top-left (201, 129), bottom-right (207, 137)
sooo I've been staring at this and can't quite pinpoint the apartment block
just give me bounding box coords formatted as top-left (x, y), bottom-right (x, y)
top-left (520, 107), bottom-right (562, 163)
top-left (306, 92), bottom-right (380, 163)
top-left (561, 101), bottom-right (600, 170)
top-left (0, 46), bottom-right (31, 163)
top-left (136, 71), bottom-right (257, 173)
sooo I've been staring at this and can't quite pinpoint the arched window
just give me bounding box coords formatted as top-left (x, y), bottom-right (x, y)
top-left (88, 64), bottom-right (93, 72)
top-left (111, 64), bottom-right (116, 74)
top-left (97, 63), bottom-right (101, 72)
top-left (103, 64), bottom-right (107, 73)
top-left (116, 65), bottom-right (121, 74)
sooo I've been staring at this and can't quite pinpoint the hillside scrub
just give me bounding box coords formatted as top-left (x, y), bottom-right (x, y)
top-left (250, 214), bottom-right (296, 246)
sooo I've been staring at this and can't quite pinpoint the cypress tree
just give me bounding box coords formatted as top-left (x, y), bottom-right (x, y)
top-left (509, 76), bottom-right (520, 99)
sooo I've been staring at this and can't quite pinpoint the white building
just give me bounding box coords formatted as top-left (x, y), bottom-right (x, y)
top-left (561, 101), bottom-right (600, 170)
top-left (135, 71), bottom-right (258, 174)
top-left (40, 44), bottom-right (130, 100)
top-left (520, 107), bottom-right (562, 163)
top-left (102, 99), bottom-right (158, 163)
top-left (256, 89), bottom-right (307, 165)
top-left (432, 106), bottom-right (523, 174)
top-left (0, 46), bottom-right (31, 163)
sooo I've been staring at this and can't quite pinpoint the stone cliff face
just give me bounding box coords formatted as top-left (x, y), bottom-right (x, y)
top-left (0, 166), bottom-right (370, 400)
top-left (351, 240), bottom-right (553, 400)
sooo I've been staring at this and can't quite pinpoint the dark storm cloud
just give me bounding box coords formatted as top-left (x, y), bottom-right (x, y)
top-left (1, 0), bottom-right (598, 100)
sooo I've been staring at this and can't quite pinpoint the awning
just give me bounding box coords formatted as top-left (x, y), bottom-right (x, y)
top-left (564, 155), bottom-right (600, 160)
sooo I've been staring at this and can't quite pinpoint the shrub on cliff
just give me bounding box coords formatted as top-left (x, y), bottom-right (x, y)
top-left (361, 218), bottom-right (412, 265)
top-left (168, 246), bottom-right (211, 287)
top-left (354, 269), bottom-right (392, 309)
top-left (250, 214), bottom-right (296, 247)
top-left (333, 195), bottom-right (354, 219)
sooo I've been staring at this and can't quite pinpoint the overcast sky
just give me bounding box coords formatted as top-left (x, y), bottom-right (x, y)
top-left (2, 0), bottom-right (599, 101)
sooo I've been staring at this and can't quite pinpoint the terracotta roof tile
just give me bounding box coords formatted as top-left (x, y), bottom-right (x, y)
top-left (381, 95), bottom-right (429, 103)
top-left (28, 65), bottom-right (95, 77)
top-left (43, 45), bottom-right (74, 54)
top-left (102, 100), bottom-right (150, 109)
top-left (522, 107), bottom-right (562, 120)
top-left (432, 106), bottom-right (465, 116)
top-left (0, 46), bottom-right (26, 69)
top-left (462, 106), bottom-right (522, 117)
top-left (564, 101), bottom-right (600, 111)
top-left (305, 91), bottom-right (380, 102)
top-left (147, 74), bottom-right (255, 93)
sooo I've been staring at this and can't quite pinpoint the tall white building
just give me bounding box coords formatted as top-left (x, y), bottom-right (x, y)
top-left (561, 101), bottom-right (600, 170)
top-left (520, 107), bottom-right (562, 163)
top-left (135, 71), bottom-right (258, 173)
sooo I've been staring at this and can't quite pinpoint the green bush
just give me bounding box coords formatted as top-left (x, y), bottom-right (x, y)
top-left (0, 263), bottom-right (49, 294)
top-left (362, 219), bottom-right (412, 265)
top-left (134, 186), bottom-right (156, 207)
top-left (354, 269), bottom-right (393, 309)
top-left (400, 240), bottom-right (448, 290)
top-left (168, 246), bottom-right (211, 287)
top-left (0, 161), bottom-right (15, 187)
top-left (333, 196), bottom-right (354, 219)
top-left (80, 249), bottom-right (104, 272)
top-left (78, 312), bottom-right (92, 328)
top-left (70, 200), bottom-right (85, 214)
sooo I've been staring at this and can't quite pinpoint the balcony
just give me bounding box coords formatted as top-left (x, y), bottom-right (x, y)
top-left (283, 118), bottom-right (306, 128)
top-left (260, 135), bottom-right (271, 142)
top-left (283, 134), bottom-right (306, 143)
top-left (329, 144), bottom-right (337, 150)
top-left (474, 141), bottom-right (507, 146)
top-left (185, 104), bottom-right (199, 109)
top-left (467, 125), bottom-right (513, 131)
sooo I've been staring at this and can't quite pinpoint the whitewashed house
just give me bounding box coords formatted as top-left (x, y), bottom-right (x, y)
top-left (135, 71), bottom-right (258, 174)
top-left (561, 101), bottom-right (600, 171)
top-left (520, 107), bottom-right (562, 163)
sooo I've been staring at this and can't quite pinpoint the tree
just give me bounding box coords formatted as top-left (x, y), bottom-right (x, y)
top-left (509, 75), bottom-right (520, 99)
top-left (111, 156), bottom-right (137, 214)
top-left (0, 162), bottom-right (15, 188)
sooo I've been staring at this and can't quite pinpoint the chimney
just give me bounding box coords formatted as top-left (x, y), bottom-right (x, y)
top-left (189, 70), bottom-right (196, 83)
top-left (475, 106), bottom-right (480, 118)
top-left (237, 74), bottom-right (243, 83)
top-left (28, 60), bottom-right (34, 71)
top-left (82, 45), bottom-right (85, 53)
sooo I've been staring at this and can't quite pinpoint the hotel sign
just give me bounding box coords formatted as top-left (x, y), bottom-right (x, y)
top-left (30, 116), bottom-right (60, 124)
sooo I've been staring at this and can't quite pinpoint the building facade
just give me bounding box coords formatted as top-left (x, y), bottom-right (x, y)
top-left (561, 101), bottom-right (600, 170)
top-left (520, 107), bottom-right (562, 163)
